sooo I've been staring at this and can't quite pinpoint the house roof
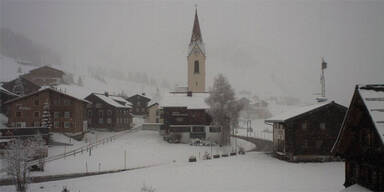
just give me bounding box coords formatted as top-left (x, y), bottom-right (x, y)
top-left (265, 101), bottom-right (336, 123)
top-left (332, 84), bottom-right (384, 154)
top-left (127, 94), bottom-right (151, 102)
top-left (4, 87), bottom-right (90, 105)
top-left (0, 86), bottom-right (19, 97)
top-left (357, 84), bottom-right (384, 143)
top-left (92, 93), bottom-right (131, 109)
top-left (28, 65), bottom-right (65, 75)
top-left (161, 92), bottom-right (209, 109)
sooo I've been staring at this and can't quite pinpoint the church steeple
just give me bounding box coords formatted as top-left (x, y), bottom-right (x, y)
top-left (190, 8), bottom-right (203, 45)
top-left (187, 6), bottom-right (206, 93)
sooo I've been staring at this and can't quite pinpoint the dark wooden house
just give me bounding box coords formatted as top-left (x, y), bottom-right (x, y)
top-left (21, 66), bottom-right (65, 86)
top-left (0, 86), bottom-right (19, 113)
top-left (332, 84), bottom-right (384, 191)
top-left (5, 88), bottom-right (89, 137)
top-left (85, 92), bottom-right (132, 131)
top-left (2, 76), bottom-right (41, 96)
top-left (126, 94), bottom-right (151, 115)
top-left (161, 92), bottom-right (221, 144)
top-left (265, 101), bottom-right (347, 162)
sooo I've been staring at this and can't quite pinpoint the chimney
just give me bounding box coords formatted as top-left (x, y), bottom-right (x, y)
top-left (187, 91), bottom-right (192, 97)
top-left (104, 92), bottom-right (109, 97)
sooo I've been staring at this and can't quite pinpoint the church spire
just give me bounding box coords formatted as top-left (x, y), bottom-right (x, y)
top-left (190, 6), bottom-right (203, 45)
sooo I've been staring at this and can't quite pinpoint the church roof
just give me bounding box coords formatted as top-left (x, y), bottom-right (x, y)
top-left (188, 9), bottom-right (206, 56)
top-left (190, 9), bottom-right (203, 44)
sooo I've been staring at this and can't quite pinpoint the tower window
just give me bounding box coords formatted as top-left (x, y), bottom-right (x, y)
top-left (194, 60), bottom-right (199, 73)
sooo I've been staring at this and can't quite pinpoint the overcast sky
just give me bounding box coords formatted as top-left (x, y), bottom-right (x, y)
top-left (1, 0), bottom-right (383, 105)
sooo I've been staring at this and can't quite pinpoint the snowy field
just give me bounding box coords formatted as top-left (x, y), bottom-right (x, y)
top-left (1, 152), bottom-right (345, 192)
top-left (1, 129), bottom-right (255, 178)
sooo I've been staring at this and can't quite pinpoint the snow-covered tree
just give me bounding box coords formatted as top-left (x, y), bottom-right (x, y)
top-left (5, 139), bottom-right (33, 192)
top-left (205, 74), bottom-right (243, 145)
top-left (152, 88), bottom-right (162, 103)
top-left (41, 101), bottom-right (52, 129)
top-left (77, 76), bottom-right (83, 86)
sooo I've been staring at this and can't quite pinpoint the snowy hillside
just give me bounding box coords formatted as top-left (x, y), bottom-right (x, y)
top-left (0, 55), bottom-right (37, 82)
top-left (0, 54), bottom-right (169, 99)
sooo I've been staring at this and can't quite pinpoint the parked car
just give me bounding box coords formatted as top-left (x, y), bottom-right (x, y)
top-left (164, 134), bottom-right (180, 143)
top-left (190, 138), bottom-right (203, 146)
top-left (189, 155), bottom-right (197, 162)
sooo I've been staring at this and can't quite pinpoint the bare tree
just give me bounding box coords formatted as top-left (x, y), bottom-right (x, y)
top-left (5, 139), bottom-right (32, 192)
top-left (205, 74), bottom-right (243, 145)
top-left (5, 135), bottom-right (47, 192)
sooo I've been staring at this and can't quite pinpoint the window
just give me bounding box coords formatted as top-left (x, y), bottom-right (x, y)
top-left (192, 126), bottom-right (205, 133)
top-left (209, 127), bottom-right (221, 133)
top-left (107, 118), bottom-right (112, 124)
top-left (98, 118), bottom-right (104, 124)
top-left (16, 111), bottom-right (21, 117)
top-left (316, 140), bottom-right (323, 149)
top-left (302, 122), bottom-right (307, 130)
top-left (107, 110), bottom-right (112, 116)
top-left (194, 60), bottom-right (199, 73)
top-left (64, 112), bottom-right (71, 118)
top-left (63, 99), bottom-right (70, 105)
top-left (320, 123), bottom-right (326, 130)
top-left (88, 110), bottom-right (92, 118)
top-left (34, 111), bottom-right (40, 118)
top-left (98, 110), bottom-right (104, 117)
top-left (54, 112), bottom-right (60, 118)
top-left (54, 121), bottom-right (60, 128)
top-left (170, 127), bottom-right (190, 132)
top-left (34, 99), bottom-right (39, 106)
top-left (156, 118), bottom-right (159, 123)
top-left (64, 122), bottom-right (71, 128)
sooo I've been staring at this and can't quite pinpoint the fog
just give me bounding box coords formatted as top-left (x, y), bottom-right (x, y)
top-left (1, 0), bottom-right (384, 106)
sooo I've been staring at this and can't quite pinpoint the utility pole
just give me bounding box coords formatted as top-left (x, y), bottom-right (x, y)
top-left (321, 57), bottom-right (327, 98)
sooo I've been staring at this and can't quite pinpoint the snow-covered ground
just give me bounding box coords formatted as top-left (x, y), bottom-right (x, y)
top-left (1, 151), bottom-right (345, 192)
top-left (1, 129), bottom-right (255, 178)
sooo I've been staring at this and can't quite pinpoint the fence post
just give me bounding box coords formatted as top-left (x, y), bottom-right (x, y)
top-left (124, 150), bottom-right (127, 169)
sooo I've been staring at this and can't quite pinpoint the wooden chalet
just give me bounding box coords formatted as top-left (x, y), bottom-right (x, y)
top-left (85, 92), bottom-right (132, 131)
top-left (2, 76), bottom-right (41, 96)
top-left (265, 101), bottom-right (347, 162)
top-left (21, 66), bottom-right (65, 86)
top-left (4, 87), bottom-right (89, 137)
top-left (332, 84), bottom-right (384, 191)
top-left (160, 92), bottom-right (221, 144)
top-left (0, 86), bottom-right (19, 113)
top-left (126, 94), bottom-right (151, 115)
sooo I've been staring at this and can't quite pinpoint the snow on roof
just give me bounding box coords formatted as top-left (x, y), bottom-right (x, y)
top-left (94, 93), bottom-right (131, 109)
top-left (0, 86), bottom-right (18, 97)
top-left (265, 101), bottom-right (333, 123)
top-left (358, 84), bottom-right (384, 143)
top-left (161, 92), bottom-right (209, 109)
top-left (339, 184), bottom-right (372, 192)
top-left (5, 87), bottom-right (90, 104)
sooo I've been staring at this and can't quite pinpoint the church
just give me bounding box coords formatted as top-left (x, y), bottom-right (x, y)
top-left (156, 9), bottom-right (222, 144)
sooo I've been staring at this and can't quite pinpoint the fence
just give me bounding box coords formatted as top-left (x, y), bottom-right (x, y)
top-left (0, 126), bottom-right (141, 174)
